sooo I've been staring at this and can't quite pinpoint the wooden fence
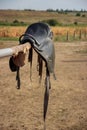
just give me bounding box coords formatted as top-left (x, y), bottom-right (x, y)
top-left (66, 30), bottom-right (87, 41)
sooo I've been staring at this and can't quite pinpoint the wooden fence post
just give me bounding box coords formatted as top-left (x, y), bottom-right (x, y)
top-left (73, 31), bottom-right (76, 40)
top-left (79, 30), bottom-right (82, 40)
top-left (84, 30), bottom-right (86, 39)
top-left (66, 31), bottom-right (69, 41)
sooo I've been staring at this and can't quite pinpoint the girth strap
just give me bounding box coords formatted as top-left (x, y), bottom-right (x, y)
top-left (28, 48), bottom-right (33, 81)
top-left (16, 67), bottom-right (20, 89)
top-left (43, 67), bottom-right (51, 129)
top-left (37, 55), bottom-right (43, 83)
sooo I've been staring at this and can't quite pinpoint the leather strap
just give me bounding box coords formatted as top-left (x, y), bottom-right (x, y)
top-left (16, 67), bottom-right (20, 89)
top-left (43, 67), bottom-right (51, 129)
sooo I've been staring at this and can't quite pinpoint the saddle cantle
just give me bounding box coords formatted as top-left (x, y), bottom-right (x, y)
top-left (9, 22), bottom-right (56, 126)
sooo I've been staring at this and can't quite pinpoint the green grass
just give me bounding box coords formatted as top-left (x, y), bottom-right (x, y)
top-left (0, 37), bottom-right (18, 41)
top-left (54, 34), bottom-right (87, 42)
top-left (0, 33), bottom-right (87, 42)
top-left (0, 21), bottom-right (28, 26)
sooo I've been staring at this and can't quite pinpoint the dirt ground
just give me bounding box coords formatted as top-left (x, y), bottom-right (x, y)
top-left (0, 41), bottom-right (87, 130)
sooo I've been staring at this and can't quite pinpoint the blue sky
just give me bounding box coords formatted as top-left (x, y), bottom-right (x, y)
top-left (0, 0), bottom-right (87, 10)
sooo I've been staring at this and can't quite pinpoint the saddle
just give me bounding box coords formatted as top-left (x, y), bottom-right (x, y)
top-left (9, 22), bottom-right (56, 127)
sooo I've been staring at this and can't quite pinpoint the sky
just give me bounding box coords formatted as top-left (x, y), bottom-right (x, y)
top-left (0, 0), bottom-right (87, 11)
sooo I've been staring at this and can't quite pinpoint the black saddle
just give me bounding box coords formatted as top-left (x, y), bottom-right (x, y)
top-left (9, 22), bottom-right (56, 128)
top-left (19, 22), bottom-right (55, 74)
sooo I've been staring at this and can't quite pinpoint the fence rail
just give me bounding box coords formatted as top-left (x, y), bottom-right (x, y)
top-left (0, 43), bottom-right (31, 58)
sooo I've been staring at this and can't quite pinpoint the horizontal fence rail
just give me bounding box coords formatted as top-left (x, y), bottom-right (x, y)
top-left (0, 43), bottom-right (31, 58)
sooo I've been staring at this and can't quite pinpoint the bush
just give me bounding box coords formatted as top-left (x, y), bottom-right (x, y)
top-left (43, 19), bottom-right (58, 26)
top-left (13, 19), bottom-right (19, 23)
top-left (74, 21), bottom-right (78, 25)
top-left (12, 20), bottom-right (26, 26)
top-left (76, 13), bottom-right (81, 16)
top-left (82, 14), bottom-right (86, 17)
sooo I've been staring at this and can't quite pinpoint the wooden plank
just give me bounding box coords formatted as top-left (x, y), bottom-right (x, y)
top-left (0, 43), bottom-right (31, 58)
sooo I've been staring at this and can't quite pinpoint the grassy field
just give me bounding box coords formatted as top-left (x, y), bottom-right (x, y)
top-left (0, 10), bottom-right (87, 41)
top-left (0, 10), bottom-right (87, 25)
top-left (0, 10), bottom-right (87, 42)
